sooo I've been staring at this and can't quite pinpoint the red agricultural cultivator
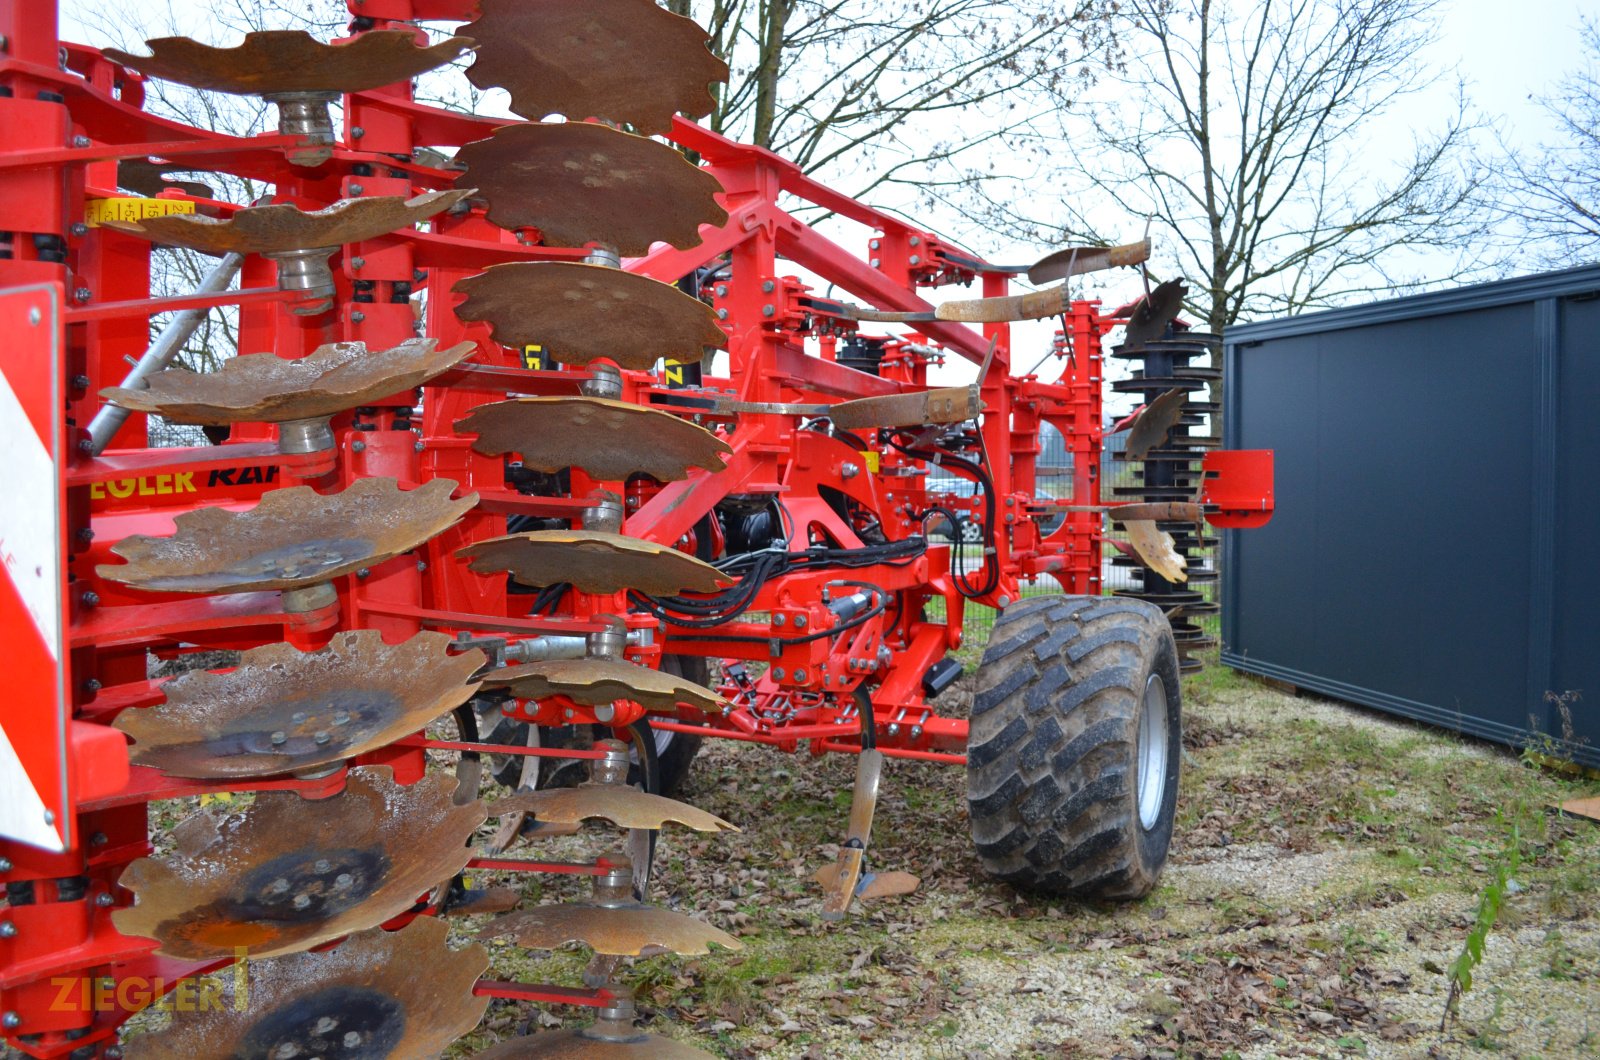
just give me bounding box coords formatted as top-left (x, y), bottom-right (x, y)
top-left (0, 0), bottom-right (1274, 1055)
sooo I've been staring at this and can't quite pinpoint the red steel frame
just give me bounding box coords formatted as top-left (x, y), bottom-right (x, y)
top-left (0, 1), bottom-right (1272, 1055)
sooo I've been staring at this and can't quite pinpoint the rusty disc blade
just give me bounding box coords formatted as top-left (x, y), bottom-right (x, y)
top-left (117, 159), bottom-right (213, 200)
top-left (464, 0), bottom-right (727, 136)
top-left (456, 397), bottom-right (730, 482)
top-left (1121, 279), bottom-right (1188, 350)
top-left (934, 283), bottom-right (1069, 323)
top-left (828, 386), bottom-right (980, 430)
top-left (122, 917), bottom-right (488, 1060)
top-left (452, 262), bottom-right (726, 370)
top-left (1125, 388), bottom-right (1189, 461)
top-left (97, 477), bottom-right (477, 595)
top-left (482, 658), bottom-right (722, 713)
top-left (103, 30), bottom-right (473, 95)
top-left (1124, 519), bottom-right (1188, 583)
top-left (492, 785), bottom-right (735, 832)
top-left (456, 123), bottom-right (725, 255)
top-left (458, 530), bottom-right (726, 595)
top-left (100, 339), bottom-right (474, 425)
top-left (113, 767), bottom-right (486, 960)
top-left (473, 1028), bottom-right (714, 1059)
top-left (478, 902), bottom-right (741, 957)
top-left (100, 189), bottom-right (472, 255)
top-left (115, 631), bottom-right (483, 780)
top-left (1025, 239), bottom-right (1152, 285)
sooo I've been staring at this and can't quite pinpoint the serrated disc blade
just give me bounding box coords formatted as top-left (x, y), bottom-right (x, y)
top-left (482, 658), bottom-right (722, 713)
top-left (473, 1028), bottom-right (714, 1059)
top-left (455, 397), bottom-right (730, 482)
top-left (113, 767), bottom-right (486, 960)
top-left (456, 123), bottom-right (725, 255)
top-left (101, 339), bottom-right (473, 425)
top-left (115, 631), bottom-right (483, 779)
top-left (492, 786), bottom-right (736, 833)
top-left (463, 0), bottom-right (726, 135)
top-left (96, 478), bottom-right (476, 595)
top-left (452, 263), bottom-right (725, 370)
top-left (123, 918), bottom-right (488, 1060)
top-left (457, 530), bottom-right (727, 595)
top-left (100, 189), bottom-right (472, 255)
top-left (103, 30), bottom-right (473, 95)
top-left (478, 902), bottom-right (741, 956)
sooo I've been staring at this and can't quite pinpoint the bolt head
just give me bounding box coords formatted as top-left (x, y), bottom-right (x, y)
top-left (0, 922), bottom-right (16, 937)
top-left (909, 255), bottom-right (921, 265)
top-left (351, 439), bottom-right (366, 452)
top-left (70, 222), bottom-right (88, 236)
top-left (761, 304), bottom-right (775, 318)
top-left (72, 134), bottom-right (89, 148)
top-left (270, 731), bottom-right (287, 745)
top-left (95, 893), bottom-right (113, 907)
top-left (26, 307), bottom-right (39, 325)
top-left (3, 1011), bottom-right (19, 1029)
top-left (716, 308), bottom-right (729, 320)
top-left (909, 236), bottom-right (921, 247)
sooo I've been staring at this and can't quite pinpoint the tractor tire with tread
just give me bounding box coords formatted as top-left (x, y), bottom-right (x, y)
top-left (967, 594), bottom-right (1181, 899)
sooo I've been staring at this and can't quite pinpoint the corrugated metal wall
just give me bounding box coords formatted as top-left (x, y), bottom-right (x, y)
top-left (1222, 265), bottom-right (1600, 766)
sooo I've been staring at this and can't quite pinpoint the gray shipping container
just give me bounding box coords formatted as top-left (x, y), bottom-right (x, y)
top-left (1221, 264), bottom-right (1600, 767)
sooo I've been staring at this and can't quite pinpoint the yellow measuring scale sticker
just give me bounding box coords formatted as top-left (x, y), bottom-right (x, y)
top-left (85, 197), bottom-right (196, 228)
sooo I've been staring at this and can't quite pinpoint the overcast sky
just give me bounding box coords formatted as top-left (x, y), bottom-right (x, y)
top-left (62, 0), bottom-right (1594, 400)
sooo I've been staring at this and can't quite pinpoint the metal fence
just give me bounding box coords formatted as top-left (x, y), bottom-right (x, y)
top-left (953, 427), bottom-right (1219, 657)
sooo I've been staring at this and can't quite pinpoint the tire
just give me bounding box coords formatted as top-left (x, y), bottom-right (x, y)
top-left (966, 594), bottom-right (1181, 899)
top-left (646, 655), bottom-right (706, 798)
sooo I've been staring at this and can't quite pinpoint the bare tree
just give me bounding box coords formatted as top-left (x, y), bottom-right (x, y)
top-left (976, 0), bottom-right (1499, 331)
top-left (1503, 17), bottom-right (1600, 266)
top-left (672, 0), bottom-right (1118, 211)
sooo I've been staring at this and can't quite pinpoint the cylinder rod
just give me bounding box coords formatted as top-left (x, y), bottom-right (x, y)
top-left (85, 250), bottom-right (246, 455)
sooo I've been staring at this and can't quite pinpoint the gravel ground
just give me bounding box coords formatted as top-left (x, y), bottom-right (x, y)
top-left (453, 660), bottom-right (1600, 1059)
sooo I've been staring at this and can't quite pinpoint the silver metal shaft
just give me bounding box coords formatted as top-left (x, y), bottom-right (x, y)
top-left (85, 251), bottom-right (246, 455)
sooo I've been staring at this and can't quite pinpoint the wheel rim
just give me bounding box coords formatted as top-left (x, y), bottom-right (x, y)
top-left (1136, 672), bottom-right (1170, 831)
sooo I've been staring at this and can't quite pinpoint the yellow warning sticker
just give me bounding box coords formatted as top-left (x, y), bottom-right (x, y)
top-left (521, 344), bottom-right (544, 371)
top-left (861, 450), bottom-right (880, 473)
top-left (85, 197), bottom-right (196, 228)
top-left (664, 359), bottom-right (686, 386)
